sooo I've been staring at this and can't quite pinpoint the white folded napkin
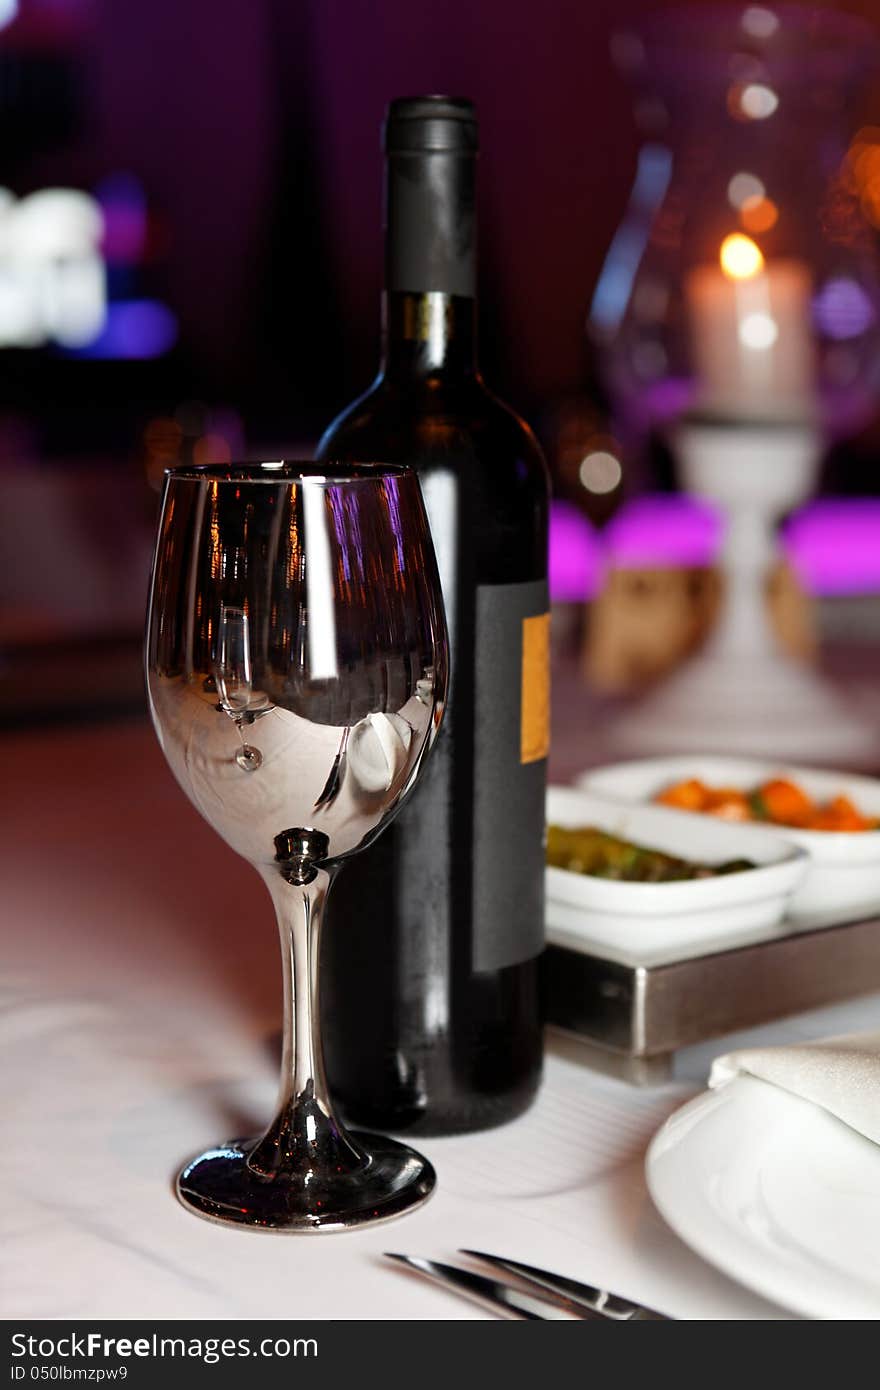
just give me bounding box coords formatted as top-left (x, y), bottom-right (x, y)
top-left (709, 1031), bottom-right (880, 1146)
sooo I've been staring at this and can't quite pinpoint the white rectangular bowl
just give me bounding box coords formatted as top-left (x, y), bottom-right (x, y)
top-left (580, 757), bottom-right (880, 920)
top-left (546, 785), bottom-right (808, 966)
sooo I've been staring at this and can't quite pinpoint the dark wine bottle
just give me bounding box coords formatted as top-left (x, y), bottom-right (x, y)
top-left (316, 95), bottom-right (549, 1135)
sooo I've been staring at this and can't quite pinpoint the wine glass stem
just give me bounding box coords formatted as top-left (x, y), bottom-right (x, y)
top-left (288, 869), bottom-right (337, 1110)
top-left (248, 865), bottom-right (365, 1181)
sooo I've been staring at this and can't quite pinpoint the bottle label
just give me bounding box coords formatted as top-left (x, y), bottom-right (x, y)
top-left (521, 612), bottom-right (551, 764)
top-left (472, 579), bottom-right (549, 972)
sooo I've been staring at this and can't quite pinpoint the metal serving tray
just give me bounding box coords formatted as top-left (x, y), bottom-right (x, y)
top-left (544, 911), bottom-right (880, 1084)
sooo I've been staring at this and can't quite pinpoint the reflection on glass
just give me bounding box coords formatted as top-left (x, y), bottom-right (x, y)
top-left (215, 604), bottom-right (265, 771)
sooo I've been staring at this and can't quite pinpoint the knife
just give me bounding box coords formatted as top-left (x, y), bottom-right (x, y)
top-left (385, 1253), bottom-right (600, 1320)
top-left (459, 1249), bottom-right (671, 1320)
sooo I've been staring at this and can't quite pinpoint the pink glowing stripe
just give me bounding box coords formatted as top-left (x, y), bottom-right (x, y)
top-left (549, 495), bottom-right (880, 600)
top-left (548, 501), bottom-right (603, 602)
top-left (605, 494), bottom-right (722, 569)
top-left (783, 500), bottom-right (880, 596)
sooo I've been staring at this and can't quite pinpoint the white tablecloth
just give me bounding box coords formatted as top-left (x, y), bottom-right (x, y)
top-left (4, 719), bottom-right (879, 1321)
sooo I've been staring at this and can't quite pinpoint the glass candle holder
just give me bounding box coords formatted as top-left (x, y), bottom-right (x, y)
top-left (590, 6), bottom-right (880, 763)
top-left (593, 4), bottom-right (880, 446)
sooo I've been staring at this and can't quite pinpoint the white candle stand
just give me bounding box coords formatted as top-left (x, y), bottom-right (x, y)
top-left (613, 420), bottom-right (877, 764)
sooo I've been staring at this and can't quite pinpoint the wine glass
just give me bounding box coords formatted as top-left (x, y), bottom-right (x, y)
top-left (146, 461), bottom-right (448, 1231)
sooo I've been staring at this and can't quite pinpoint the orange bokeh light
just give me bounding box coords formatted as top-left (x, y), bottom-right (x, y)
top-left (740, 195), bottom-right (779, 234)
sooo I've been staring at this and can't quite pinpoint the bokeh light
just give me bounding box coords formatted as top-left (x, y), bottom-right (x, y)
top-left (728, 82), bottom-right (779, 121)
top-left (740, 195), bottom-right (779, 234)
top-left (740, 7), bottom-right (780, 41)
top-left (0, 188), bottom-right (106, 348)
top-left (738, 312), bottom-right (778, 350)
top-left (719, 233), bottom-right (764, 280)
top-left (741, 84), bottom-right (779, 119)
top-left (578, 450), bottom-right (623, 495)
top-left (69, 299), bottom-right (177, 359)
top-left (814, 277), bottom-right (876, 340)
top-left (728, 171), bottom-right (765, 210)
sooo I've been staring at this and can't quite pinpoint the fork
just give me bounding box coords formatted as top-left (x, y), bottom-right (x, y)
top-left (385, 1249), bottom-right (672, 1320)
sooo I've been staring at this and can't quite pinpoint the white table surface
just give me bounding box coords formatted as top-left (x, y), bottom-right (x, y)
top-left (4, 718), bottom-right (879, 1322)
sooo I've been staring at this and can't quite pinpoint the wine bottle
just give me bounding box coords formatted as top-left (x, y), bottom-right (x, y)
top-left (316, 95), bottom-right (549, 1135)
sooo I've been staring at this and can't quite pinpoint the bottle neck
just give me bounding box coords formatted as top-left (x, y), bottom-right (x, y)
top-left (382, 143), bottom-right (477, 382)
top-left (381, 291), bottom-right (478, 381)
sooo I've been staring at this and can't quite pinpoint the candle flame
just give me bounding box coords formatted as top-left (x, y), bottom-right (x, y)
top-left (719, 233), bottom-right (765, 281)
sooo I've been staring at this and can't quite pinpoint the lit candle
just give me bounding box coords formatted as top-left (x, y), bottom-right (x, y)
top-left (686, 234), bottom-right (815, 420)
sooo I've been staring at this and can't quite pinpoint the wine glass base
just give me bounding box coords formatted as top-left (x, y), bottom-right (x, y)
top-left (175, 1131), bottom-right (436, 1232)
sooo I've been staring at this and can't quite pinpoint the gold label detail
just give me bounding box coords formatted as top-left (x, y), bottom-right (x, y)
top-left (521, 612), bottom-right (550, 764)
top-left (401, 292), bottom-right (452, 343)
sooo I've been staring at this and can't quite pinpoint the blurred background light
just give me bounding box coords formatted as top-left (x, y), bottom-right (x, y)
top-left (719, 232), bottom-right (764, 280)
top-left (65, 299), bottom-right (177, 359)
top-left (738, 310), bottom-right (779, 350)
top-left (741, 7), bottom-right (779, 41)
top-left (96, 173), bottom-right (147, 264)
top-left (548, 496), bottom-right (880, 601)
top-left (727, 171), bottom-right (765, 210)
top-left (728, 81), bottom-right (779, 121)
top-left (588, 144), bottom-right (672, 338)
top-left (739, 194), bottom-right (778, 233)
top-left (605, 495), bottom-right (722, 570)
top-left (548, 500), bottom-right (603, 603)
top-left (784, 500), bottom-right (880, 595)
top-left (814, 277), bottom-right (876, 341)
top-left (740, 83), bottom-right (779, 120)
top-left (578, 449), bottom-right (622, 494)
top-left (0, 188), bottom-right (106, 347)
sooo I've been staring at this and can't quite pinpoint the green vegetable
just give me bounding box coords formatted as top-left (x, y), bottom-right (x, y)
top-left (748, 790), bottom-right (768, 821)
top-left (546, 825), bottom-right (755, 883)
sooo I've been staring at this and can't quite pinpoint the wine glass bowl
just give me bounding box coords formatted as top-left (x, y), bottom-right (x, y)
top-left (149, 462), bottom-right (444, 873)
top-left (146, 461), bottom-right (448, 1230)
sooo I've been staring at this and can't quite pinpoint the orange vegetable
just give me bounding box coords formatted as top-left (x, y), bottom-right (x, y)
top-left (807, 796), bottom-right (875, 832)
top-left (655, 775), bottom-right (879, 832)
top-left (656, 778), bottom-right (708, 811)
top-left (703, 788), bottom-right (751, 821)
top-left (758, 778), bottom-right (815, 827)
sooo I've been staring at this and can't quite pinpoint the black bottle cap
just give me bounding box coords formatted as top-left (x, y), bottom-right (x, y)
top-left (384, 95), bottom-right (479, 154)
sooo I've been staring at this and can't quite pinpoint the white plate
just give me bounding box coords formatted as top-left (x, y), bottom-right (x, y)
top-left (581, 756), bottom-right (880, 920)
top-left (646, 1075), bottom-right (880, 1320)
top-left (546, 787), bottom-right (807, 966)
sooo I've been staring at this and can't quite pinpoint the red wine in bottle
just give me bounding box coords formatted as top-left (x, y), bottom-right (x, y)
top-left (316, 96), bottom-right (549, 1135)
